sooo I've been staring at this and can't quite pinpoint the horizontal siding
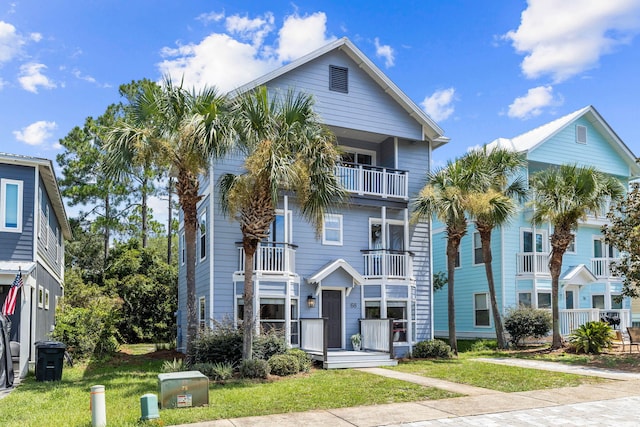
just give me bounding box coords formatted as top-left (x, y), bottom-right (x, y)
top-left (37, 178), bottom-right (63, 279)
top-left (0, 163), bottom-right (35, 261)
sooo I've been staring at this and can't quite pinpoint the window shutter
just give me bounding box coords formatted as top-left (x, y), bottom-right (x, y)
top-left (329, 65), bottom-right (348, 93)
top-left (576, 125), bottom-right (587, 143)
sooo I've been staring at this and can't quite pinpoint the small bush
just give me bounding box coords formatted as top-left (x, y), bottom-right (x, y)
top-left (162, 358), bottom-right (185, 373)
top-left (469, 339), bottom-right (498, 352)
top-left (268, 354), bottom-right (300, 376)
top-left (239, 359), bottom-right (270, 379)
top-left (569, 321), bottom-right (613, 354)
top-left (189, 321), bottom-right (243, 365)
top-left (253, 330), bottom-right (287, 360)
top-left (504, 307), bottom-right (552, 346)
top-left (287, 348), bottom-right (312, 372)
top-left (191, 361), bottom-right (235, 381)
top-left (412, 339), bottom-right (453, 359)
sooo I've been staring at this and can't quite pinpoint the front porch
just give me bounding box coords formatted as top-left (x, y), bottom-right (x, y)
top-left (300, 318), bottom-right (398, 369)
top-left (560, 309), bottom-right (631, 336)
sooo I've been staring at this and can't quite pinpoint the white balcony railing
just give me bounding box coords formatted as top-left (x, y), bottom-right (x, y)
top-left (237, 242), bottom-right (296, 274)
top-left (362, 250), bottom-right (413, 279)
top-left (559, 309), bottom-right (631, 336)
top-left (591, 258), bottom-right (620, 278)
top-left (516, 252), bottom-right (550, 275)
top-left (336, 163), bottom-right (408, 199)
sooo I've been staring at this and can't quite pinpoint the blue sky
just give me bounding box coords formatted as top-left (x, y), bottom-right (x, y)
top-left (2, 0), bottom-right (640, 218)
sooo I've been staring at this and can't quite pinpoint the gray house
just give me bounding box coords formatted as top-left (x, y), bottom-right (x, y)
top-left (0, 153), bottom-right (71, 378)
top-left (177, 38), bottom-right (448, 367)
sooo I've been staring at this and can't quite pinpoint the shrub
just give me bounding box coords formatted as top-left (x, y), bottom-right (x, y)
top-left (469, 339), bottom-right (498, 352)
top-left (569, 321), bottom-right (613, 354)
top-left (253, 329), bottom-right (287, 360)
top-left (162, 358), bottom-right (185, 373)
top-left (287, 348), bottom-right (312, 372)
top-left (504, 307), bottom-right (552, 346)
top-left (188, 321), bottom-right (243, 365)
top-left (191, 361), bottom-right (235, 381)
top-left (268, 354), bottom-right (300, 376)
top-left (412, 339), bottom-right (453, 359)
top-left (239, 359), bottom-right (270, 379)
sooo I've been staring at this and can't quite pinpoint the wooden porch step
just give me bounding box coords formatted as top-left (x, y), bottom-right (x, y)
top-left (307, 350), bottom-right (398, 369)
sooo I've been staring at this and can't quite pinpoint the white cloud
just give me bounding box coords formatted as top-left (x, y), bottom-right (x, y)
top-left (504, 0), bottom-right (640, 82)
top-left (13, 120), bottom-right (57, 146)
top-left (0, 77), bottom-right (6, 90)
top-left (0, 20), bottom-right (24, 63)
top-left (421, 88), bottom-right (456, 122)
top-left (18, 62), bottom-right (56, 93)
top-left (197, 11), bottom-right (225, 24)
top-left (507, 85), bottom-right (563, 119)
top-left (30, 32), bottom-right (42, 42)
top-left (158, 11), bottom-right (335, 93)
top-left (374, 37), bottom-right (395, 67)
top-left (73, 69), bottom-right (97, 83)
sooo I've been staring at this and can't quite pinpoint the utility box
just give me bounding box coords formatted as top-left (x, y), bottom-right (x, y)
top-left (35, 341), bottom-right (66, 381)
top-left (158, 371), bottom-right (209, 409)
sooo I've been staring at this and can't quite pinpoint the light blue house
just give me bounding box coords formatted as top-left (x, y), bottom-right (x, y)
top-left (0, 153), bottom-right (71, 378)
top-left (432, 106), bottom-right (640, 340)
top-left (177, 38), bottom-right (449, 367)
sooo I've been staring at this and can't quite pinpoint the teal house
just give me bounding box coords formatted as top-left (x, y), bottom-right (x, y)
top-left (432, 106), bottom-right (640, 340)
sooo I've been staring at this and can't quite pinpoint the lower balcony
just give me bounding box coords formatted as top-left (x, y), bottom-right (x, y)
top-left (236, 242), bottom-right (297, 275)
top-left (560, 309), bottom-right (631, 336)
top-left (516, 252), bottom-right (550, 276)
top-left (361, 249), bottom-right (414, 280)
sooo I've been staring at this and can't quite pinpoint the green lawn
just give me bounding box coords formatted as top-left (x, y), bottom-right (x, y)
top-left (0, 352), bottom-right (455, 427)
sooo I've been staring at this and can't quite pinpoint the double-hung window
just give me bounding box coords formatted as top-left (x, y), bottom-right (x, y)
top-left (322, 214), bottom-right (343, 245)
top-left (474, 293), bottom-right (490, 326)
top-left (1, 179), bottom-right (23, 232)
top-left (199, 211), bottom-right (207, 261)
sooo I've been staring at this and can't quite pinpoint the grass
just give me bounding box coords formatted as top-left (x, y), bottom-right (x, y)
top-left (0, 347), bottom-right (455, 427)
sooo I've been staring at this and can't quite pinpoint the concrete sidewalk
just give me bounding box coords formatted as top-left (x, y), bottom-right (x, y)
top-left (175, 359), bottom-right (640, 427)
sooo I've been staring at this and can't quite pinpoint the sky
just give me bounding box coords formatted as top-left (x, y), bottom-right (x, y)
top-left (2, 0), bottom-right (640, 224)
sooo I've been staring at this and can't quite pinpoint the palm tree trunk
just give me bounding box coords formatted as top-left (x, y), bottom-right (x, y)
top-left (446, 237), bottom-right (460, 355)
top-left (142, 174), bottom-right (148, 248)
top-left (167, 177), bottom-right (173, 265)
top-left (479, 229), bottom-right (507, 349)
top-left (549, 248), bottom-right (564, 349)
top-left (242, 239), bottom-right (257, 361)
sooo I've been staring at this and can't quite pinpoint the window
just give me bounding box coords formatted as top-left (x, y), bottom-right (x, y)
top-left (522, 230), bottom-right (544, 253)
top-left (198, 297), bottom-right (206, 330)
top-left (290, 300), bottom-right (299, 346)
top-left (473, 232), bottom-right (484, 264)
top-left (43, 204), bottom-right (49, 248)
top-left (259, 298), bottom-right (286, 333)
top-left (56, 227), bottom-right (61, 264)
top-left (592, 295), bottom-right (605, 309)
top-left (566, 234), bottom-right (576, 253)
top-left (576, 125), bottom-right (587, 144)
top-left (455, 246), bottom-right (461, 268)
top-left (365, 301), bottom-right (381, 319)
top-left (38, 286), bottom-right (44, 308)
top-left (593, 238), bottom-right (618, 258)
top-left (538, 292), bottom-right (551, 309)
top-left (518, 292), bottom-right (532, 307)
top-left (611, 295), bottom-right (623, 310)
top-left (180, 232), bottom-right (185, 265)
top-left (44, 290), bottom-right (50, 310)
top-left (387, 301), bottom-right (407, 342)
top-left (322, 214), bottom-right (343, 245)
top-left (1, 179), bottom-right (23, 232)
top-left (329, 65), bottom-right (348, 93)
top-left (199, 211), bottom-right (206, 260)
top-left (474, 293), bottom-right (490, 327)
top-left (341, 149), bottom-right (374, 166)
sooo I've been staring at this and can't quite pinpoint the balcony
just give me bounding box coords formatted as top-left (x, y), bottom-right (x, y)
top-left (362, 249), bottom-right (413, 279)
top-left (516, 252), bottom-right (550, 276)
top-left (336, 163), bottom-right (408, 200)
top-left (236, 242), bottom-right (297, 275)
top-left (559, 309), bottom-right (631, 336)
top-left (591, 257), bottom-right (620, 279)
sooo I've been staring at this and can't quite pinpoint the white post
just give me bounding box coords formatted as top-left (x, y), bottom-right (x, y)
top-left (90, 385), bottom-right (106, 427)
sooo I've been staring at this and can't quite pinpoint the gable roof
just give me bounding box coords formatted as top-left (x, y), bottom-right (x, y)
top-left (232, 37), bottom-right (449, 148)
top-left (487, 105), bottom-right (640, 176)
top-left (560, 264), bottom-right (598, 286)
top-left (0, 152), bottom-right (72, 240)
top-left (307, 258), bottom-right (364, 287)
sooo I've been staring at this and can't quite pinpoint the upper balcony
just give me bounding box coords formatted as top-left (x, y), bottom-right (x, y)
top-left (236, 242), bottom-right (297, 276)
top-left (361, 249), bottom-right (414, 280)
top-left (591, 257), bottom-right (620, 279)
top-left (516, 252), bottom-right (620, 280)
top-left (336, 163), bottom-right (408, 200)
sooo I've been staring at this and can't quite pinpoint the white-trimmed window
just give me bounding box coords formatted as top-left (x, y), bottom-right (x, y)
top-left (538, 292), bottom-right (552, 309)
top-left (474, 293), bottom-right (490, 327)
top-left (322, 214), bottom-right (343, 245)
top-left (455, 245), bottom-right (461, 268)
top-left (44, 204), bottom-right (50, 248)
top-left (259, 298), bottom-right (286, 333)
top-left (611, 294), bottom-right (623, 310)
top-left (0, 179), bottom-right (23, 233)
top-left (199, 211), bottom-right (207, 261)
top-left (198, 296), bottom-right (206, 330)
top-left (44, 289), bottom-right (50, 310)
top-left (56, 227), bottom-right (61, 264)
top-left (566, 233), bottom-right (576, 253)
top-left (180, 232), bottom-right (185, 265)
top-left (473, 232), bottom-right (484, 265)
top-left (522, 229), bottom-right (546, 253)
top-left (518, 292), bottom-right (532, 307)
top-left (341, 147), bottom-right (376, 166)
top-left (388, 301), bottom-right (408, 343)
top-left (592, 294), bottom-right (605, 309)
top-left (290, 299), bottom-right (299, 346)
top-left (38, 286), bottom-right (44, 308)
top-left (576, 125), bottom-right (587, 144)
top-left (365, 300), bottom-right (381, 319)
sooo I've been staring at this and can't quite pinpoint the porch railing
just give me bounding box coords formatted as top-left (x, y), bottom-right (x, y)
top-left (336, 163), bottom-right (408, 199)
top-left (300, 318), bottom-right (327, 361)
top-left (559, 309), bottom-right (631, 336)
top-left (516, 252), bottom-right (550, 275)
top-left (360, 318), bottom-right (394, 357)
top-left (590, 258), bottom-right (620, 278)
top-left (362, 250), bottom-right (413, 279)
top-left (236, 242), bottom-right (297, 274)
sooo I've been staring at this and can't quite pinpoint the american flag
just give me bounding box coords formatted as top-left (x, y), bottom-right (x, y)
top-left (2, 271), bottom-right (23, 316)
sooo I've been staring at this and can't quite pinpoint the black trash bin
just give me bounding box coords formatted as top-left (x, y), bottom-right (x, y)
top-left (35, 341), bottom-right (66, 381)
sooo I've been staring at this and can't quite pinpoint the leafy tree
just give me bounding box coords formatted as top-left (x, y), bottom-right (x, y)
top-left (64, 218), bottom-right (105, 285)
top-left (104, 77), bottom-right (230, 353)
top-left (529, 164), bottom-right (624, 348)
top-left (413, 159), bottom-right (476, 355)
top-left (219, 86), bottom-right (345, 360)
top-left (463, 147), bottom-right (526, 349)
top-left (603, 183), bottom-right (640, 298)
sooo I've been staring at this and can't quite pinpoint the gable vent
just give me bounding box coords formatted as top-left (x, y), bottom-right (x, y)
top-left (329, 65), bottom-right (348, 93)
top-left (576, 125), bottom-right (587, 144)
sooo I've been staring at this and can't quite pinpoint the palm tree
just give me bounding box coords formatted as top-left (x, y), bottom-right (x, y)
top-left (104, 77), bottom-right (230, 353)
top-left (413, 159), bottom-right (476, 355)
top-left (219, 86), bottom-right (345, 361)
top-left (463, 147), bottom-right (526, 349)
top-left (529, 164), bottom-right (624, 349)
